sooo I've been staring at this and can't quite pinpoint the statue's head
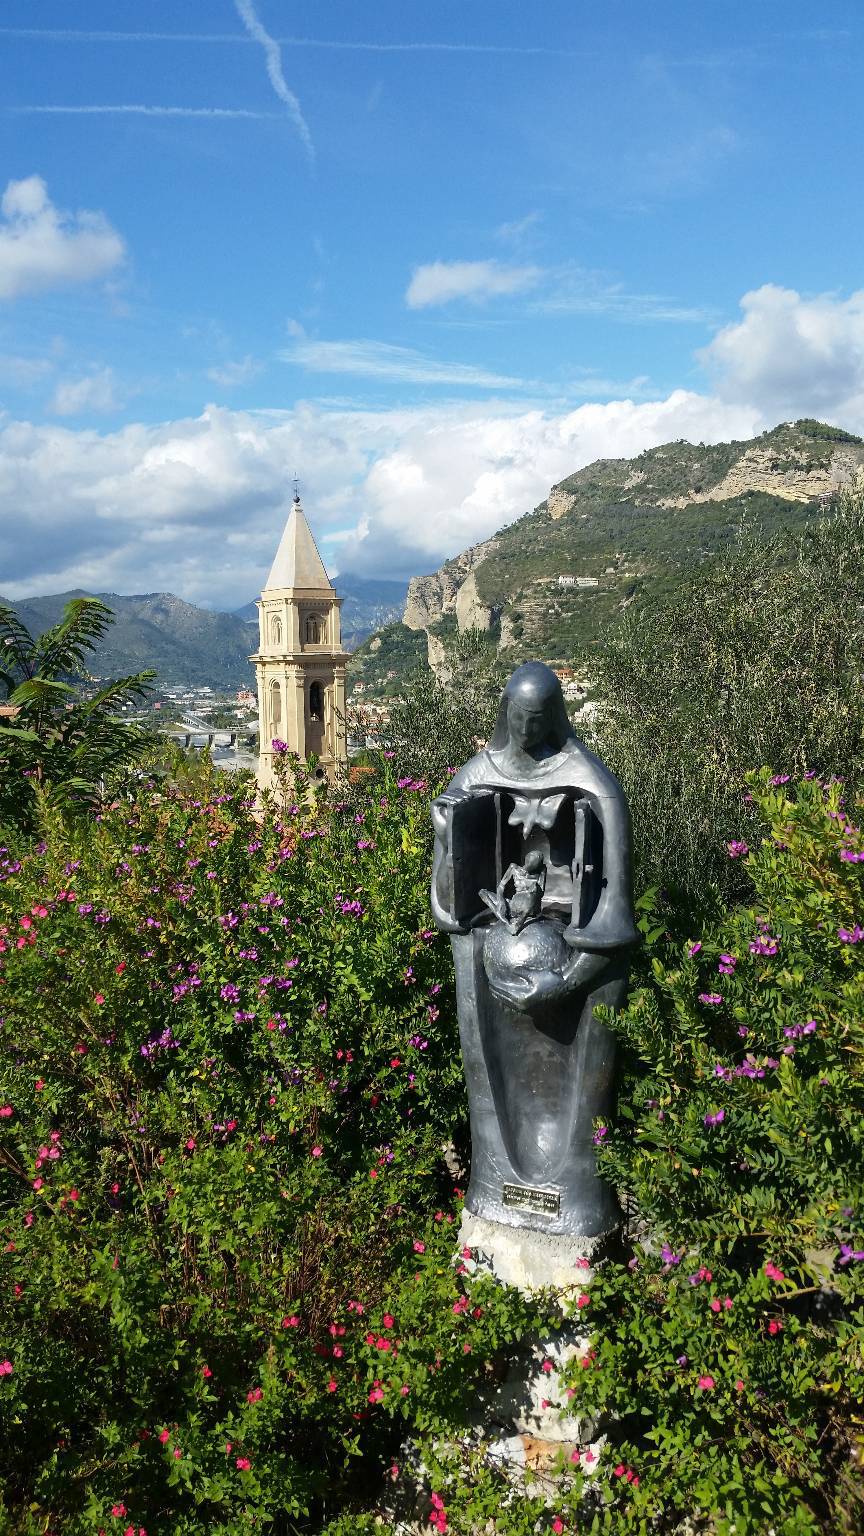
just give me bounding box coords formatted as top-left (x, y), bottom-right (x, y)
top-left (524, 849), bottom-right (544, 874)
top-left (489, 661), bottom-right (575, 756)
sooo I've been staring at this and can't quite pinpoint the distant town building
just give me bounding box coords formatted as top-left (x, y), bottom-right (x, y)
top-left (558, 574), bottom-right (599, 588)
top-left (250, 489), bottom-right (348, 787)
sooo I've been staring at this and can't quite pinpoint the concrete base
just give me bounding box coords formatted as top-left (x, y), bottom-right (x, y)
top-left (458, 1209), bottom-right (613, 1465)
top-left (459, 1208), bottom-right (611, 1291)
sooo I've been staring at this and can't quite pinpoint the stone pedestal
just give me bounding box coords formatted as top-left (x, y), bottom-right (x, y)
top-left (458, 1209), bottom-right (611, 1480)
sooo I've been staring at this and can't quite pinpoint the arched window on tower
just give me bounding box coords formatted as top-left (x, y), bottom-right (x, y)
top-left (305, 614), bottom-right (322, 645)
top-left (309, 681), bottom-right (323, 720)
top-left (270, 614), bottom-right (283, 647)
top-left (269, 679), bottom-right (282, 741)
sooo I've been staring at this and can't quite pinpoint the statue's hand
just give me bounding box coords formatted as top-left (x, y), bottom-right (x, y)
top-left (487, 966), bottom-right (567, 1013)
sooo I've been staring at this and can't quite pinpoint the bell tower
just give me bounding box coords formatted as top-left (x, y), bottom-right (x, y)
top-left (251, 488), bottom-right (348, 787)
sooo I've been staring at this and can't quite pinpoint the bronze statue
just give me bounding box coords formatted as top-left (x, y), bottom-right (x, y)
top-left (431, 661), bottom-right (638, 1238)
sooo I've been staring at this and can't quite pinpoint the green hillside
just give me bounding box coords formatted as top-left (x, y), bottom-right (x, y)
top-left (353, 419), bottom-right (864, 694)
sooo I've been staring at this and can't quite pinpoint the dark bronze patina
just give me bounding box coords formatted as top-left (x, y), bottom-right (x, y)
top-left (431, 661), bottom-right (638, 1238)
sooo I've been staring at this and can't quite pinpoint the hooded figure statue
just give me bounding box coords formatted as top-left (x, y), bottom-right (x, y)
top-left (431, 661), bottom-right (638, 1238)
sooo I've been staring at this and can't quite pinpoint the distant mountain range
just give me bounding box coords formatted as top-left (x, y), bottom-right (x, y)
top-left (349, 419), bottom-right (864, 696)
top-left (1, 574), bottom-right (408, 692)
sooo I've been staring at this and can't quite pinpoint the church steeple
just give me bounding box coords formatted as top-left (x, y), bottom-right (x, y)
top-left (250, 488), bottom-right (348, 788)
top-left (264, 491), bottom-right (333, 594)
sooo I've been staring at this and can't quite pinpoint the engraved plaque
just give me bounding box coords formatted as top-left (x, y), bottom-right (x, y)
top-left (502, 1182), bottom-right (560, 1217)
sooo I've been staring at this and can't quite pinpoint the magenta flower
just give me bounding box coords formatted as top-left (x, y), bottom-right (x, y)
top-left (698, 992), bottom-right (723, 1006)
top-left (727, 840), bottom-right (749, 858)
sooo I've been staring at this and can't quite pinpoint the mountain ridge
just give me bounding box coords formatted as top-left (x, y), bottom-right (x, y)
top-left (349, 419), bottom-right (864, 696)
top-left (1, 573), bottom-right (408, 692)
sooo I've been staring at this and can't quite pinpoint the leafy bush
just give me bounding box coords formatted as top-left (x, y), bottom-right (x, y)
top-left (588, 477), bottom-right (864, 906)
top-left (560, 770), bottom-right (864, 1534)
top-left (0, 757), bottom-right (542, 1534)
top-left (366, 629), bottom-right (504, 786)
top-left (2, 749), bottom-right (864, 1532)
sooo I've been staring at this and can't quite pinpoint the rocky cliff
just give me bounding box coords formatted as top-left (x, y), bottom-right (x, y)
top-left (354, 420), bottom-right (864, 698)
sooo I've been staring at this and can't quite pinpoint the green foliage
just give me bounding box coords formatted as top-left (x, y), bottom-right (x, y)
top-left (0, 597), bottom-right (155, 833)
top-left (554, 770), bottom-right (864, 1534)
top-left (0, 757), bottom-right (544, 1533)
top-left (587, 478), bottom-right (864, 906)
top-left (367, 629), bottom-right (504, 784)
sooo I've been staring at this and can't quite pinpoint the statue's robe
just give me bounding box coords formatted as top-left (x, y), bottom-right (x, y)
top-left (432, 740), bottom-right (637, 1237)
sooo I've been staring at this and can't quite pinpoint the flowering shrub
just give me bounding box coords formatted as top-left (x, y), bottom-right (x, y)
top-left (2, 756), bottom-right (864, 1533)
top-left (560, 771), bottom-right (864, 1534)
top-left (0, 756), bottom-right (542, 1534)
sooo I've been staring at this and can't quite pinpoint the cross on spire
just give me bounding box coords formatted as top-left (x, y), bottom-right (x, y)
top-left (292, 472), bottom-right (301, 505)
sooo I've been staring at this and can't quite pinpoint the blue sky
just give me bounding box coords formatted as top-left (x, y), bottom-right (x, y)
top-left (2, 0), bottom-right (864, 606)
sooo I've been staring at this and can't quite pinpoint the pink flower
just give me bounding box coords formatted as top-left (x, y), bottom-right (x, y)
top-left (764, 1260), bottom-right (785, 1283)
top-left (368, 1385), bottom-right (384, 1403)
top-left (576, 1292), bottom-right (590, 1309)
top-left (111, 1505), bottom-right (127, 1518)
top-left (235, 1456), bottom-right (251, 1470)
top-left (158, 1429), bottom-right (170, 1444)
top-left (382, 1312), bottom-right (394, 1328)
top-left (201, 1365), bottom-right (212, 1378)
top-left (94, 994), bottom-right (105, 1005)
top-left (0, 1360), bottom-right (13, 1375)
top-left (246, 1387), bottom-right (262, 1403)
top-left (412, 1240), bottom-right (425, 1253)
top-left (768, 1318), bottom-right (783, 1335)
top-left (541, 1358), bottom-right (554, 1373)
top-left (282, 1315), bottom-right (300, 1328)
top-left (327, 1378), bottom-right (337, 1392)
top-left (735, 1378), bottom-right (745, 1391)
top-left (552, 1521), bottom-right (564, 1534)
top-left (697, 1375), bottom-right (715, 1390)
top-left (310, 1145), bottom-right (323, 1158)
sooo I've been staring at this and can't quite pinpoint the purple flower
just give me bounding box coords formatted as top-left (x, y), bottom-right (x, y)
top-left (687, 942), bottom-right (702, 958)
top-left (727, 840), bottom-right (749, 859)
top-left (838, 925), bottom-right (864, 944)
top-left (271, 739), bottom-right (288, 752)
top-left (220, 983), bottom-right (240, 1003)
top-left (770, 774), bottom-right (790, 786)
top-left (698, 992), bottom-right (723, 1006)
top-left (704, 1109), bottom-right (726, 1127)
top-left (750, 935), bottom-right (779, 956)
top-left (592, 1125), bottom-right (608, 1145)
top-left (661, 1243), bottom-right (682, 1265)
top-left (838, 1244), bottom-right (864, 1265)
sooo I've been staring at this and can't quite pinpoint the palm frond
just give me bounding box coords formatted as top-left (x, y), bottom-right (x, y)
top-left (83, 671), bottom-right (156, 712)
top-left (0, 604), bottom-right (36, 689)
top-left (34, 597), bottom-right (116, 680)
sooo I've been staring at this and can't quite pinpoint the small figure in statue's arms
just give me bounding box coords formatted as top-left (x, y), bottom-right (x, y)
top-left (480, 850), bottom-right (546, 935)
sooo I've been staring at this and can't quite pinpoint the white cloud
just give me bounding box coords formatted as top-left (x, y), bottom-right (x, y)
top-left (495, 211), bottom-right (543, 246)
top-left (49, 368), bottom-right (121, 416)
top-left (406, 259), bottom-right (541, 309)
top-left (0, 175), bottom-right (125, 300)
top-left (206, 356), bottom-right (263, 387)
top-left (282, 338), bottom-right (523, 388)
top-left (0, 352), bottom-right (54, 387)
top-left (700, 284), bottom-right (864, 424)
top-left (0, 393), bottom-right (762, 611)
top-left (233, 0), bottom-right (314, 158)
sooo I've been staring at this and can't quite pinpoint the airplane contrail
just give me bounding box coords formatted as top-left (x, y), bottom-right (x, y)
top-left (0, 27), bottom-right (583, 56)
top-left (233, 0), bottom-right (314, 160)
top-left (9, 104), bottom-right (280, 118)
